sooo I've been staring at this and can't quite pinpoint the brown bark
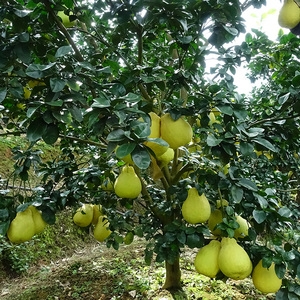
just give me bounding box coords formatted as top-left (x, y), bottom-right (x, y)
top-left (162, 257), bottom-right (182, 290)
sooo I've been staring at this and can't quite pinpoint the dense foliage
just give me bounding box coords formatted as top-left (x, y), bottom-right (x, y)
top-left (0, 0), bottom-right (299, 297)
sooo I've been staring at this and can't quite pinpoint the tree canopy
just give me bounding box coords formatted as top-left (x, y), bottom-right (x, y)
top-left (0, 0), bottom-right (299, 297)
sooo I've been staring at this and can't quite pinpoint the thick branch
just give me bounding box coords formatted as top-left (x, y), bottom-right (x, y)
top-left (43, 1), bottom-right (84, 62)
top-left (59, 135), bottom-right (107, 148)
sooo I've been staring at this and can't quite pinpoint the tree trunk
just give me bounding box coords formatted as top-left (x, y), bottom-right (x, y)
top-left (162, 256), bottom-right (182, 290)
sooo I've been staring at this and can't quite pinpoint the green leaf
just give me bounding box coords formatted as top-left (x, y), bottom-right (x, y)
top-left (253, 137), bottom-right (277, 152)
top-left (278, 93), bottom-right (290, 106)
top-left (207, 135), bottom-right (222, 147)
top-left (222, 25), bottom-right (238, 36)
top-left (146, 138), bottom-right (169, 147)
top-left (92, 97), bottom-right (110, 108)
top-left (233, 109), bottom-right (248, 120)
top-left (186, 233), bottom-right (202, 248)
top-left (116, 143), bottom-right (136, 158)
top-left (131, 121), bottom-right (151, 139)
top-left (218, 105), bottom-right (233, 115)
top-left (253, 193), bottom-right (268, 209)
top-left (50, 78), bottom-right (66, 92)
top-left (42, 124), bottom-right (59, 145)
top-left (69, 105), bottom-right (83, 122)
top-left (55, 46), bottom-right (72, 58)
top-left (278, 207), bottom-right (292, 218)
top-left (0, 209), bottom-right (9, 219)
top-left (66, 80), bottom-right (80, 92)
top-left (47, 100), bottom-right (63, 107)
top-left (14, 44), bottom-right (31, 63)
top-left (26, 63), bottom-right (55, 78)
top-left (177, 231), bottom-right (186, 244)
top-left (42, 208), bottom-right (55, 225)
top-left (231, 185), bottom-right (243, 203)
top-left (237, 178), bottom-right (258, 191)
top-left (275, 263), bottom-right (286, 279)
top-left (107, 129), bottom-right (125, 142)
top-left (292, 74), bottom-right (300, 86)
top-left (276, 290), bottom-right (289, 300)
top-left (245, 127), bottom-right (264, 137)
top-left (14, 8), bottom-right (32, 17)
top-left (27, 118), bottom-right (47, 142)
top-left (0, 87), bottom-right (7, 103)
top-left (240, 142), bottom-right (254, 156)
top-left (253, 210), bottom-right (266, 224)
top-left (0, 220), bottom-right (10, 236)
top-left (131, 147), bottom-right (151, 169)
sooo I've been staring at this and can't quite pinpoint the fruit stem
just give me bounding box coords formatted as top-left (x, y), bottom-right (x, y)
top-left (161, 165), bottom-right (171, 185)
top-left (218, 188), bottom-right (225, 217)
top-left (173, 163), bottom-right (194, 184)
top-left (171, 149), bottom-right (179, 177)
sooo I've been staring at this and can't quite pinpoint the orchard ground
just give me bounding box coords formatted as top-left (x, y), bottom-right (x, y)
top-left (0, 209), bottom-right (275, 300)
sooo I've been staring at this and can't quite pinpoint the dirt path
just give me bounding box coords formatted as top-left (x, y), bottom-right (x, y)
top-left (0, 240), bottom-right (275, 300)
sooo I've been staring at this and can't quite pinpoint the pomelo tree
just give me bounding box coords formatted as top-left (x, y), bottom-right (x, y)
top-left (0, 0), bottom-right (299, 297)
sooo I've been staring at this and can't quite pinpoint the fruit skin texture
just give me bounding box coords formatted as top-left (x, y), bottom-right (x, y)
top-left (194, 240), bottom-right (221, 278)
top-left (114, 165), bottom-right (142, 198)
top-left (160, 113), bottom-right (193, 149)
top-left (92, 204), bottom-right (103, 225)
top-left (218, 237), bottom-right (252, 280)
top-left (278, 0), bottom-right (300, 29)
top-left (7, 208), bottom-right (35, 243)
top-left (182, 188), bottom-right (211, 224)
top-left (73, 204), bottom-right (93, 227)
top-left (252, 260), bottom-right (282, 294)
top-left (208, 209), bottom-right (223, 236)
top-left (28, 205), bottom-right (47, 234)
top-left (234, 215), bottom-right (249, 239)
top-left (94, 216), bottom-right (111, 242)
top-left (157, 147), bottom-right (174, 166)
top-left (144, 112), bottom-right (168, 157)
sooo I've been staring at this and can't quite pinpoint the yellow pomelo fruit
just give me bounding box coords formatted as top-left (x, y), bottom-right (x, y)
top-left (7, 208), bottom-right (35, 243)
top-left (212, 107), bottom-right (221, 116)
top-left (252, 260), bottom-right (282, 294)
top-left (148, 112), bottom-right (160, 138)
top-left (144, 112), bottom-right (168, 157)
top-left (182, 188), bottom-right (211, 224)
top-left (28, 80), bottom-right (45, 88)
top-left (161, 113), bottom-right (193, 149)
top-left (24, 87), bottom-right (31, 99)
top-left (94, 216), bottom-right (111, 242)
top-left (234, 215), bottom-right (249, 239)
top-left (216, 199), bottom-right (229, 208)
top-left (218, 237), bottom-right (252, 280)
top-left (209, 112), bottom-right (217, 125)
top-left (255, 150), bottom-right (272, 159)
top-left (101, 177), bottom-right (114, 191)
top-left (157, 147), bottom-right (174, 166)
top-left (278, 0), bottom-right (300, 29)
top-left (92, 204), bottom-right (103, 225)
top-left (114, 165), bottom-right (142, 198)
top-left (73, 204), bottom-right (93, 227)
top-left (57, 11), bottom-right (76, 28)
top-left (208, 209), bottom-right (223, 236)
top-left (194, 240), bottom-right (221, 278)
top-left (28, 205), bottom-right (47, 235)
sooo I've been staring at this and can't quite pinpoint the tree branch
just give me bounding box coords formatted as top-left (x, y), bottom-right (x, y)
top-left (43, 0), bottom-right (84, 62)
